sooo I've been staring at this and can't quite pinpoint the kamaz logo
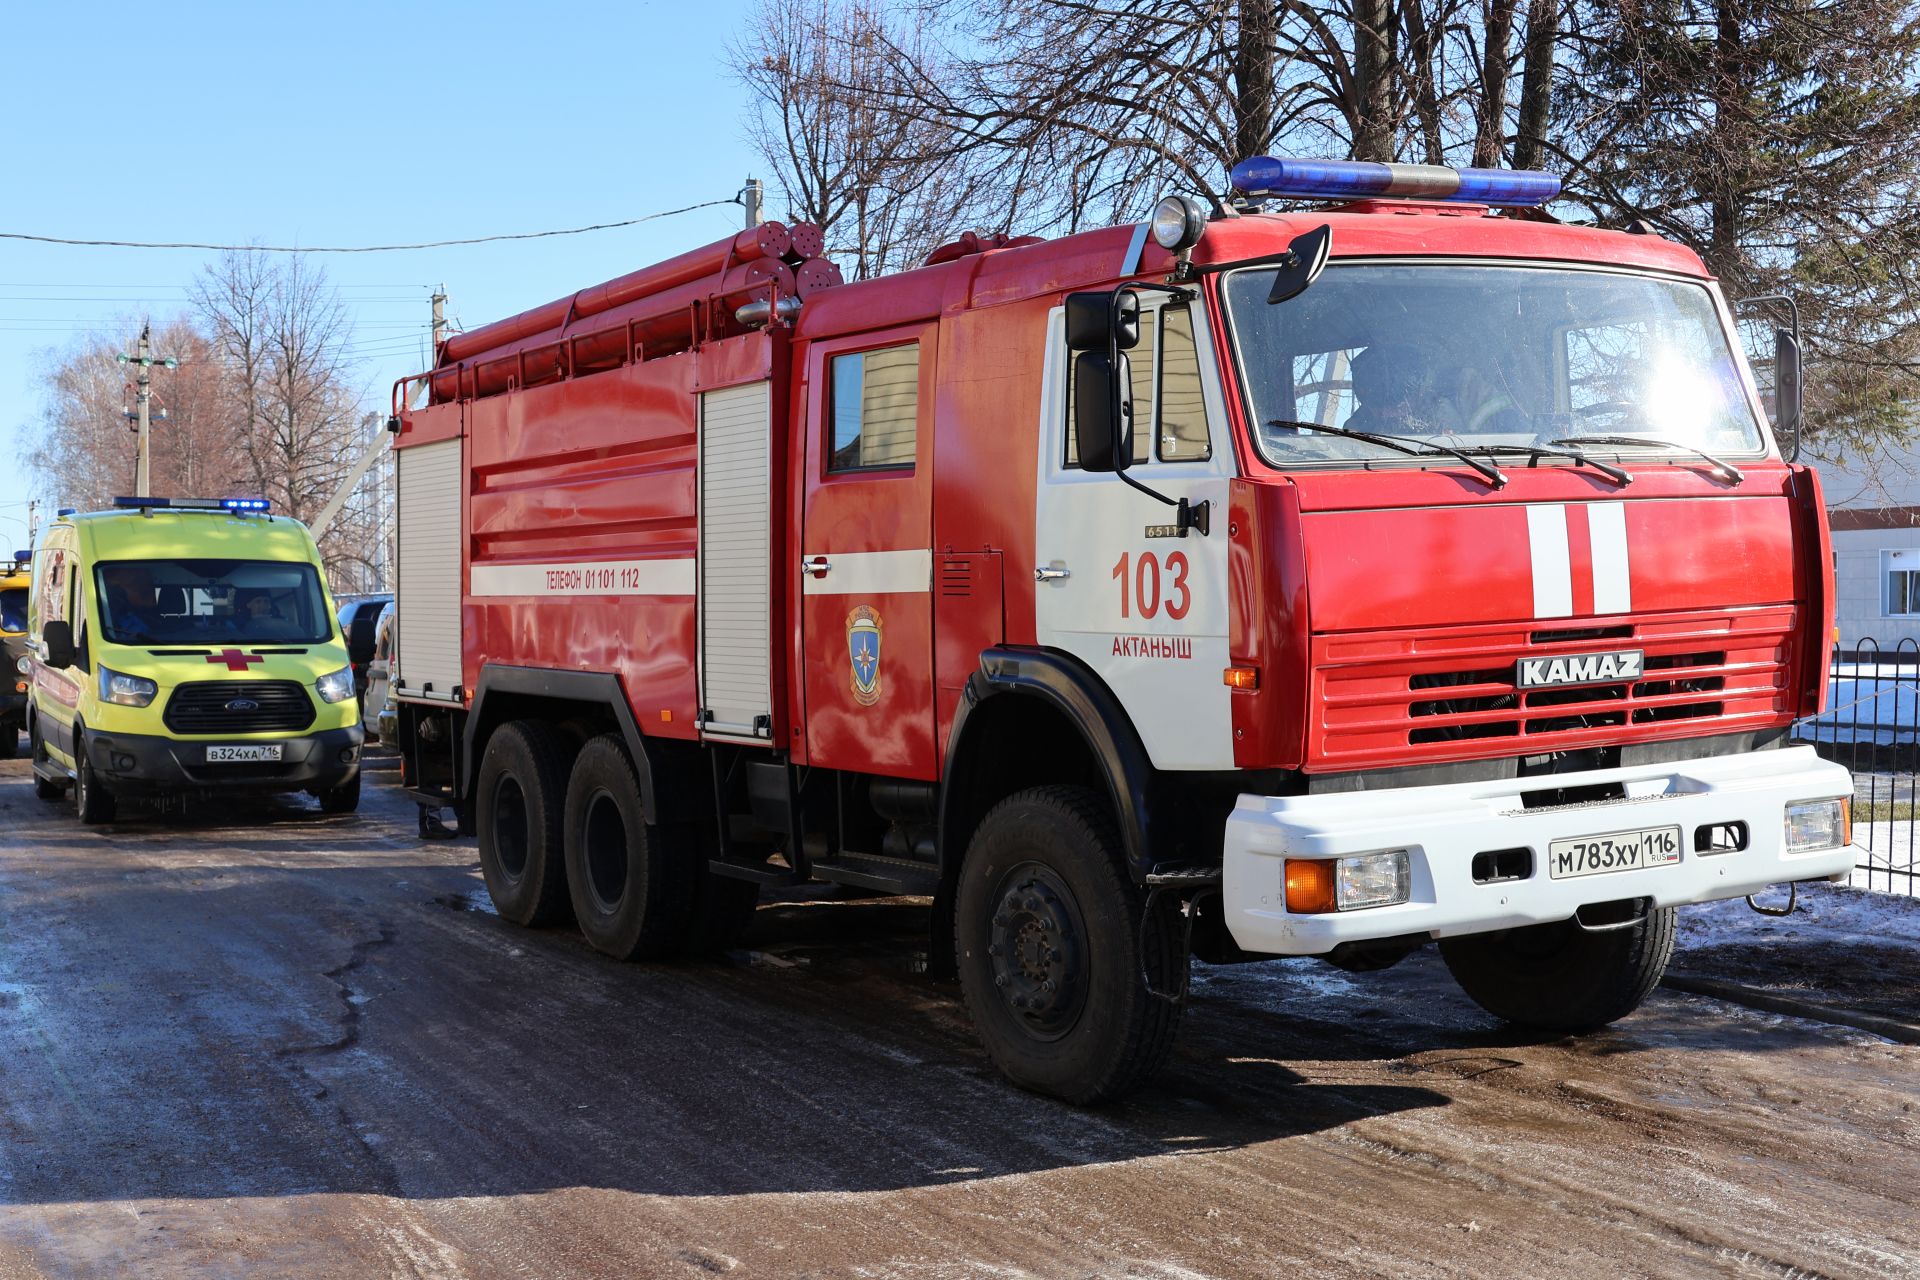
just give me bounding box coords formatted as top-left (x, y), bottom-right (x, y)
top-left (1516, 649), bottom-right (1644, 689)
top-left (225, 698), bottom-right (261, 712)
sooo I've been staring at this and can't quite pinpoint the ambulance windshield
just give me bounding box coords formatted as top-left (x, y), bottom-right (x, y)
top-left (1223, 263), bottom-right (1767, 468)
top-left (94, 559), bottom-right (332, 646)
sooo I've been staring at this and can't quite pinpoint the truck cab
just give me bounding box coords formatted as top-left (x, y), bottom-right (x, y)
top-left (27, 498), bottom-right (365, 822)
top-left (391, 158), bottom-right (1852, 1104)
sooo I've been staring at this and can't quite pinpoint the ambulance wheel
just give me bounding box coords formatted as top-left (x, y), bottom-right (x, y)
top-left (316, 773), bottom-right (361, 814)
top-left (954, 785), bottom-right (1183, 1104)
top-left (562, 734), bottom-right (696, 961)
top-left (73, 732), bottom-right (115, 826)
top-left (680, 872), bottom-right (760, 955)
top-left (1439, 905), bottom-right (1677, 1032)
top-left (476, 721), bottom-right (573, 928)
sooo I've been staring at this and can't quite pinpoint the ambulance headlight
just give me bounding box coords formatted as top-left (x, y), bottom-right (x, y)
top-left (98, 666), bottom-right (158, 708)
top-left (1150, 195), bottom-right (1209, 252)
top-left (14, 656), bottom-right (28, 674)
top-left (1784, 799), bottom-right (1849, 853)
top-left (315, 667), bottom-right (356, 705)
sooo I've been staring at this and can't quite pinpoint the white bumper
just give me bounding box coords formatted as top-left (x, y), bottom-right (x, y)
top-left (1222, 745), bottom-right (1853, 956)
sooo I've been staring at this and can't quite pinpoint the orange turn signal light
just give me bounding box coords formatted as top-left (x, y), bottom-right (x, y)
top-left (1841, 796), bottom-right (1853, 848)
top-left (1284, 859), bottom-right (1338, 914)
top-left (1223, 665), bottom-right (1260, 691)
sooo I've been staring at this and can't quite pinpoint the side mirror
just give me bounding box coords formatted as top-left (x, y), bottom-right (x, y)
top-left (1266, 225), bottom-right (1333, 305)
top-left (1774, 327), bottom-right (1803, 461)
top-left (1065, 290), bottom-right (1140, 352)
top-left (42, 619), bottom-right (74, 670)
top-left (1074, 350), bottom-right (1134, 472)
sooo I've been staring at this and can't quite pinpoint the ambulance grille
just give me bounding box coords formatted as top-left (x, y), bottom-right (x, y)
top-left (163, 681), bottom-right (317, 735)
top-left (1313, 607), bottom-right (1796, 769)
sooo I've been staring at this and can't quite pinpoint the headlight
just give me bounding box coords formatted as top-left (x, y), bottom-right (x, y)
top-left (1285, 850), bottom-right (1412, 913)
top-left (98, 665), bottom-right (158, 708)
top-left (315, 666), bottom-right (356, 705)
top-left (1150, 194), bottom-right (1209, 252)
top-left (1784, 799), bottom-right (1849, 854)
top-left (14, 656), bottom-right (27, 674)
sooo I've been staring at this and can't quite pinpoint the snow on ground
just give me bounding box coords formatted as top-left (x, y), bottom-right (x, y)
top-left (1674, 880), bottom-right (1920, 954)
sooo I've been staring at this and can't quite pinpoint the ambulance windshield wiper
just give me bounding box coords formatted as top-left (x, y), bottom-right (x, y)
top-left (1550, 434), bottom-right (1744, 485)
top-left (1265, 420), bottom-right (1506, 489)
top-left (1455, 443), bottom-right (1632, 487)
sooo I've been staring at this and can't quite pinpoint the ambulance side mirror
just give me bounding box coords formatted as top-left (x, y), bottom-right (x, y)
top-left (1774, 327), bottom-right (1803, 461)
top-left (1074, 350), bottom-right (1134, 473)
top-left (42, 619), bottom-right (74, 670)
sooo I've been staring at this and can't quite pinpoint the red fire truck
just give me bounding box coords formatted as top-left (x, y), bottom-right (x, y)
top-left (389, 157), bottom-right (1854, 1103)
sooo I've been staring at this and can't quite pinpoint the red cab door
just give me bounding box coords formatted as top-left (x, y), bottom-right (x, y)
top-left (798, 325), bottom-right (937, 779)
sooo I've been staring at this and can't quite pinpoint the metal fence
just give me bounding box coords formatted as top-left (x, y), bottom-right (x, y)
top-left (1793, 637), bottom-right (1920, 895)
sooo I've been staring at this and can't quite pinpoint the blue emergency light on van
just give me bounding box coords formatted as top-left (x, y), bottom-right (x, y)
top-left (1229, 156), bottom-right (1561, 207)
top-left (110, 496), bottom-right (271, 512)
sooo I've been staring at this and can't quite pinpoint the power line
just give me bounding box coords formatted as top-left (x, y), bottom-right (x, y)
top-left (0, 199), bottom-right (736, 254)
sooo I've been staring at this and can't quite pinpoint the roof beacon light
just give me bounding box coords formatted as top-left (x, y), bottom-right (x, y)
top-left (109, 496), bottom-right (271, 513)
top-left (1149, 195), bottom-right (1210, 252)
top-left (1230, 156), bottom-right (1561, 208)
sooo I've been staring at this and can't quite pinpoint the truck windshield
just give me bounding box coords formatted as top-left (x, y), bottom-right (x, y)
top-left (94, 559), bottom-right (332, 646)
top-left (1222, 263), bottom-right (1766, 468)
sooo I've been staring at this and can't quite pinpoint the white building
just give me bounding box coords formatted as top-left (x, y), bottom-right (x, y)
top-left (1816, 447), bottom-right (1920, 655)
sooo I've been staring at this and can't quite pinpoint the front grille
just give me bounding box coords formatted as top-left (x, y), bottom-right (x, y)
top-left (163, 681), bottom-right (316, 735)
top-left (1315, 607), bottom-right (1796, 769)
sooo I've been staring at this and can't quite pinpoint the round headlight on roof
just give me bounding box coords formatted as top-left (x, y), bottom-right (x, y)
top-left (1150, 195), bottom-right (1209, 252)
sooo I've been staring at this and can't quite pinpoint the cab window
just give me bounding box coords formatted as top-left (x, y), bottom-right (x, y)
top-left (828, 344), bottom-right (919, 472)
top-left (1066, 304), bottom-right (1211, 465)
top-left (0, 588), bottom-right (25, 633)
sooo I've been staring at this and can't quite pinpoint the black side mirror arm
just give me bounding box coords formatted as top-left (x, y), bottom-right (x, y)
top-left (1104, 284), bottom-right (1210, 536)
top-left (1738, 292), bottom-right (1802, 461)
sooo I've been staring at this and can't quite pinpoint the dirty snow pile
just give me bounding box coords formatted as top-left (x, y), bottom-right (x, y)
top-left (1674, 881), bottom-right (1920, 955)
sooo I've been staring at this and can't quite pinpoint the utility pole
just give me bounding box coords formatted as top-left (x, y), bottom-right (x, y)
top-left (26, 500), bottom-right (38, 545)
top-left (116, 323), bottom-right (178, 498)
top-left (741, 177), bottom-right (764, 228)
top-left (431, 285), bottom-right (447, 355)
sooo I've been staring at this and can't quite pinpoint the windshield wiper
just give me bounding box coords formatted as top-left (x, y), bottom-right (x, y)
top-left (1265, 420), bottom-right (1507, 489)
top-left (1550, 434), bottom-right (1744, 485)
top-left (1456, 444), bottom-right (1632, 487)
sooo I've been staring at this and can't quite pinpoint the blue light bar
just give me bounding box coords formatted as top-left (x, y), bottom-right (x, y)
top-left (110, 496), bottom-right (270, 513)
top-left (223, 498), bottom-right (270, 512)
top-left (56, 508), bottom-right (75, 518)
top-left (1230, 156), bottom-right (1561, 207)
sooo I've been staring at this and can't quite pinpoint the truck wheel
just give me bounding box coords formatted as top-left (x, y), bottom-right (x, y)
top-left (476, 721), bottom-right (573, 927)
top-left (954, 785), bottom-right (1183, 1104)
top-left (73, 733), bottom-right (116, 826)
top-left (316, 773), bottom-right (361, 814)
top-left (563, 734), bottom-right (695, 960)
top-left (679, 872), bottom-right (760, 955)
top-left (1439, 906), bottom-right (1677, 1032)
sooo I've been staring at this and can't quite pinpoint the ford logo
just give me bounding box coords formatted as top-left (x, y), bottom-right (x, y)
top-left (226, 698), bottom-right (260, 712)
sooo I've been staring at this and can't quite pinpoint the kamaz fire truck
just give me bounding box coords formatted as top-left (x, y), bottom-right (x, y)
top-left (389, 157), bottom-right (1854, 1103)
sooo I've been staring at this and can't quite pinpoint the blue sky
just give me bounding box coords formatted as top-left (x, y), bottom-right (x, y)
top-left (0, 0), bottom-right (764, 548)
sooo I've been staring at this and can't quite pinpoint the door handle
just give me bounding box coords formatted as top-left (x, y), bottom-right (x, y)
top-left (801, 556), bottom-right (832, 579)
top-left (1035, 565), bottom-right (1071, 582)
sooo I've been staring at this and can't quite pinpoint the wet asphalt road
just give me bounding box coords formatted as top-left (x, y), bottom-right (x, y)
top-left (0, 754), bottom-right (1915, 1279)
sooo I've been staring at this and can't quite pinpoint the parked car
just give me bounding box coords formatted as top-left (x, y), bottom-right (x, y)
top-left (336, 593), bottom-right (393, 698)
top-left (362, 600), bottom-right (396, 739)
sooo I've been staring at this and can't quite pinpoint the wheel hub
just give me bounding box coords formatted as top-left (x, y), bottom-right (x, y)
top-left (988, 868), bottom-right (1086, 1038)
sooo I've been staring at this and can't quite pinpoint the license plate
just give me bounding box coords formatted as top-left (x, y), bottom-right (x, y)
top-left (1547, 825), bottom-right (1682, 879)
top-left (205, 744), bottom-right (283, 763)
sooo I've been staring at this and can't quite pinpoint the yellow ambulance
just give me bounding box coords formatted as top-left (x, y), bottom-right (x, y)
top-left (0, 550), bottom-right (32, 756)
top-left (27, 498), bottom-right (364, 822)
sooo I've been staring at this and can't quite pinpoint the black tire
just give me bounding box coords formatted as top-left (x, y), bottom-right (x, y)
top-left (316, 772), bottom-right (362, 814)
top-left (1439, 905), bottom-right (1677, 1032)
top-left (679, 872), bottom-right (761, 955)
top-left (475, 721), bottom-right (574, 927)
top-left (954, 785), bottom-right (1182, 1104)
top-left (561, 734), bottom-right (696, 960)
top-left (74, 732), bottom-right (116, 826)
top-left (29, 719), bottom-right (64, 801)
